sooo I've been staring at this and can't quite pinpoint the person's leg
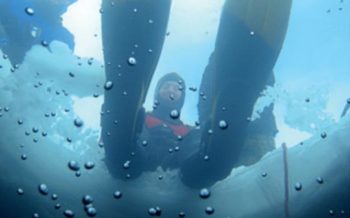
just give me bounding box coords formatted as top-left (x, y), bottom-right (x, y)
top-left (101, 0), bottom-right (172, 179)
top-left (182, 0), bottom-right (292, 188)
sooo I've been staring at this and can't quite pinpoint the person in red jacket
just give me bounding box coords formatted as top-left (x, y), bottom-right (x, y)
top-left (136, 73), bottom-right (199, 173)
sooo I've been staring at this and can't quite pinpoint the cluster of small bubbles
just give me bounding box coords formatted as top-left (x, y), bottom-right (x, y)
top-left (148, 207), bottom-right (161, 216)
top-left (218, 120), bottom-right (228, 129)
top-left (127, 57), bottom-right (137, 66)
top-left (38, 184), bottom-right (49, 195)
top-left (205, 206), bottom-right (215, 215)
top-left (189, 86), bottom-right (197, 92)
top-left (104, 81), bottom-right (113, 90)
top-left (82, 195), bottom-right (94, 205)
top-left (74, 118), bottom-right (84, 128)
top-left (63, 209), bottom-right (75, 217)
top-left (17, 188), bottom-right (24, 195)
top-left (170, 109), bottom-right (180, 119)
top-left (178, 211), bottom-right (186, 217)
top-left (84, 161), bottom-right (95, 170)
top-left (21, 154), bottom-right (27, 160)
top-left (316, 176), bottom-right (324, 184)
top-left (199, 188), bottom-right (211, 199)
top-left (320, 132), bottom-right (327, 139)
top-left (261, 172), bottom-right (267, 177)
top-left (113, 191), bottom-right (122, 199)
top-left (294, 182), bottom-right (302, 191)
top-left (123, 160), bottom-right (131, 169)
top-left (33, 213), bottom-right (39, 218)
top-left (68, 160), bottom-right (80, 171)
top-left (51, 193), bottom-right (58, 200)
top-left (25, 7), bottom-right (35, 16)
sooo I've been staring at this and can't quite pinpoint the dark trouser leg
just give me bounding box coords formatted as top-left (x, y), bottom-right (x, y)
top-left (101, 0), bottom-right (171, 179)
top-left (181, 0), bottom-right (292, 188)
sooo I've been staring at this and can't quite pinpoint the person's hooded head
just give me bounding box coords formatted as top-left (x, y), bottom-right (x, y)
top-left (152, 73), bottom-right (186, 120)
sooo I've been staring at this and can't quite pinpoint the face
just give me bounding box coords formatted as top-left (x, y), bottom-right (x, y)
top-left (159, 81), bottom-right (182, 102)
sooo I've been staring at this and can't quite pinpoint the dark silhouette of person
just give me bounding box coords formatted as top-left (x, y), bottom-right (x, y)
top-left (101, 0), bottom-right (291, 188)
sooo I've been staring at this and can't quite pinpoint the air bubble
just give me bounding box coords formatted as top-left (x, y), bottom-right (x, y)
top-left (320, 132), bottom-right (327, 139)
top-left (21, 154), bottom-right (27, 160)
top-left (38, 184), bottom-right (49, 195)
top-left (127, 57), bottom-right (137, 66)
top-left (25, 7), bottom-right (35, 16)
top-left (84, 161), bottom-right (95, 170)
top-left (52, 193), bottom-right (58, 200)
top-left (63, 209), bottom-right (75, 217)
top-left (205, 206), bottom-right (215, 215)
top-left (218, 120), bottom-right (228, 129)
top-left (86, 207), bottom-right (97, 217)
top-left (294, 182), bottom-right (302, 191)
top-left (123, 160), bottom-right (131, 169)
top-left (41, 40), bottom-right (48, 47)
top-left (170, 109), bottom-right (180, 119)
top-left (74, 118), bottom-right (84, 128)
top-left (82, 195), bottom-right (94, 205)
top-left (316, 177), bottom-right (324, 184)
top-left (68, 160), bottom-right (80, 171)
top-left (113, 191), bottom-right (122, 199)
top-left (17, 188), bottom-right (24, 195)
top-left (199, 188), bottom-right (210, 199)
top-left (104, 81), bottom-right (113, 90)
